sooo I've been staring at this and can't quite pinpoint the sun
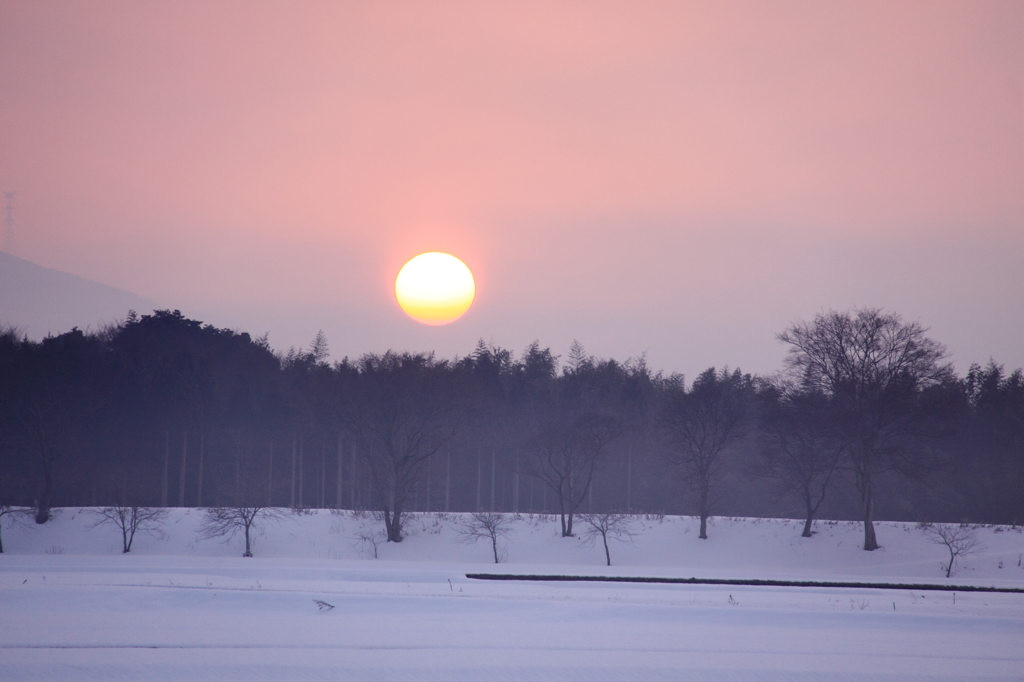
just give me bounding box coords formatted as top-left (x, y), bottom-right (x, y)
top-left (395, 252), bottom-right (476, 325)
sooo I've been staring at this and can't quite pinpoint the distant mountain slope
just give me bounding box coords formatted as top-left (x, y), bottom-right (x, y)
top-left (0, 251), bottom-right (157, 338)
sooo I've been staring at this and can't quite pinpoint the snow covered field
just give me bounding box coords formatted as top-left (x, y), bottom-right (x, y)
top-left (2, 510), bottom-right (1022, 681)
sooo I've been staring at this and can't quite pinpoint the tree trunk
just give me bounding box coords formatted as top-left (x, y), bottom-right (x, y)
top-left (698, 485), bottom-right (709, 539)
top-left (320, 443), bottom-right (326, 508)
top-left (558, 488), bottom-right (569, 536)
top-left (290, 432), bottom-right (297, 508)
top-left (385, 508), bottom-right (403, 542)
top-left (626, 445), bottom-right (632, 514)
top-left (564, 469), bottom-right (575, 536)
top-left (336, 435), bottom-right (343, 509)
top-left (862, 494), bottom-right (879, 551)
top-left (161, 429), bottom-right (169, 507)
top-left (177, 432), bottom-right (187, 508)
top-left (513, 450), bottom-right (520, 514)
top-left (491, 534), bottom-right (499, 563)
top-left (35, 459), bottom-right (55, 523)
top-left (385, 485), bottom-right (403, 542)
top-left (267, 436), bottom-right (274, 507)
top-left (243, 519), bottom-right (253, 557)
top-left (603, 534), bottom-right (611, 566)
top-left (856, 468), bottom-right (879, 551)
top-left (802, 486), bottom-right (815, 537)
top-left (425, 456), bottom-right (431, 512)
top-left (350, 443), bottom-right (357, 509)
top-left (196, 432), bottom-right (205, 508)
top-left (234, 430), bottom-right (241, 496)
top-left (298, 434), bottom-right (304, 508)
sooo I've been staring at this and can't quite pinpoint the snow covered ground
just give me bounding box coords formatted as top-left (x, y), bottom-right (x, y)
top-left (2, 510), bottom-right (1022, 681)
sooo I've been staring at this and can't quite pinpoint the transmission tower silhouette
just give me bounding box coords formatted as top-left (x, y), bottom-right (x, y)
top-left (3, 192), bottom-right (15, 255)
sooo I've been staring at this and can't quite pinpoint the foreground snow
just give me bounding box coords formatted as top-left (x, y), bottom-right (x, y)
top-left (1, 510), bottom-right (1022, 681)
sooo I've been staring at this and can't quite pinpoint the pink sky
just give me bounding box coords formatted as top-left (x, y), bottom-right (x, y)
top-left (1, 1), bottom-right (1022, 377)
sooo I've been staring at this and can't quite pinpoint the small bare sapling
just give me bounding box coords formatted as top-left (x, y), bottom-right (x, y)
top-left (0, 506), bottom-right (33, 553)
top-left (578, 513), bottom-right (636, 566)
top-left (354, 527), bottom-right (387, 558)
top-left (90, 506), bottom-right (169, 553)
top-left (920, 523), bottom-right (983, 578)
top-left (199, 506), bottom-right (288, 557)
top-left (455, 512), bottom-right (513, 563)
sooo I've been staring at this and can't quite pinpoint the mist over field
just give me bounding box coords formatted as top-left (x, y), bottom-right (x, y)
top-left (2, 2), bottom-right (1023, 679)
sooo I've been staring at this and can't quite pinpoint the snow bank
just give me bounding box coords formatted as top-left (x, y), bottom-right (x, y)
top-left (4, 509), bottom-right (1023, 585)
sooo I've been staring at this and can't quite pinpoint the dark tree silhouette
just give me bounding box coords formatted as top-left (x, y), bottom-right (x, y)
top-left (920, 523), bottom-right (982, 578)
top-left (956, 362), bottom-right (1024, 524)
top-left (754, 383), bottom-right (843, 537)
top-left (519, 342), bottom-right (625, 537)
top-left (346, 352), bottom-right (464, 542)
top-left (578, 512), bottom-right (636, 566)
top-left (522, 413), bottom-right (621, 536)
top-left (2, 306), bottom-right (1020, 532)
top-left (455, 512), bottom-right (513, 563)
top-left (16, 329), bottom-right (107, 523)
top-left (779, 308), bottom-right (953, 550)
top-left (662, 367), bottom-right (751, 539)
top-left (199, 504), bottom-right (287, 557)
top-left (90, 505), bottom-right (168, 553)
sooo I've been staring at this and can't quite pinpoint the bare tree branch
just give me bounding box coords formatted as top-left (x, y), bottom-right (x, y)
top-left (779, 308), bottom-right (954, 550)
top-left (920, 523), bottom-right (983, 578)
top-left (198, 506), bottom-right (288, 557)
top-left (455, 512), bottom-right (514, 563)
top-left (578, 512), bottom-right (636, 566)
top-left (90, 506), bottom-right (168, 553)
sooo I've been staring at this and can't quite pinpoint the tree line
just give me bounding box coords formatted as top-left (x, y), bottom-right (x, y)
top-left (1, 307), bottom-right (1021, 550)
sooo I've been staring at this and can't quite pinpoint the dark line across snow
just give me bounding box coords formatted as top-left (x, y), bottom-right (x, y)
top-left (465, 574), bottom-right (1024, 593)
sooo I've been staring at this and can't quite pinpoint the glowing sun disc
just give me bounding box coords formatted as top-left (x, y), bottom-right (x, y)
top-left (395, 252), bottom-right (476, 325)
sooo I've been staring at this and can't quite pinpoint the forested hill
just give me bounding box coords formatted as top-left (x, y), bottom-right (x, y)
top-left (0, 252), bottom-right (157, 338)
top-left (1, 308), bottom-right (1021, 538)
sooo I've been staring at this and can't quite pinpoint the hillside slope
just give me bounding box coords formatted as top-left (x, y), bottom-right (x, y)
top-left (0, 251), bottom-right (156, 337)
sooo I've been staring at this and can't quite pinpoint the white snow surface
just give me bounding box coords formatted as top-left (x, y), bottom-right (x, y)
top-left (2, 510), bottom-right (1022, 681)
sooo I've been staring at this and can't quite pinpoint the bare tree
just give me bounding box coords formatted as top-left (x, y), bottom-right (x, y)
top-left (347, 352), bottom-right (464, 542)
top-left (662, 367), bottom-right (751, 539)
top-left (354, 526), bottom-right (387, 558)
top-left (199, 505), bottom-right (288, 557)
top-left (455, 512), bottom-right (514, 563)
top-left (0, 506), bottom-right (31, 553)
top-left (578, 512), bottom-right (636, 566)
top-left (920, 523), bottom-right (983, 578)
top-left (753, 383), bottom-right (843, 537)
top-left (90, 506), bottom-right (169, 553)
top-left (779, 309), bottom-right (953, 550)
top-left (521, 413), bottom-right (621, 537)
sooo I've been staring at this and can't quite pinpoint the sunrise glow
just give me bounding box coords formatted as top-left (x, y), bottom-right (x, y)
top-left (395, 252), bottom-right (475, 325)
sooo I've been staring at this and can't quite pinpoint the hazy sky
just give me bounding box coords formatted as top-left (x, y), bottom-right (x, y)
top-left (2, 1), bottom-right (1022, 378)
